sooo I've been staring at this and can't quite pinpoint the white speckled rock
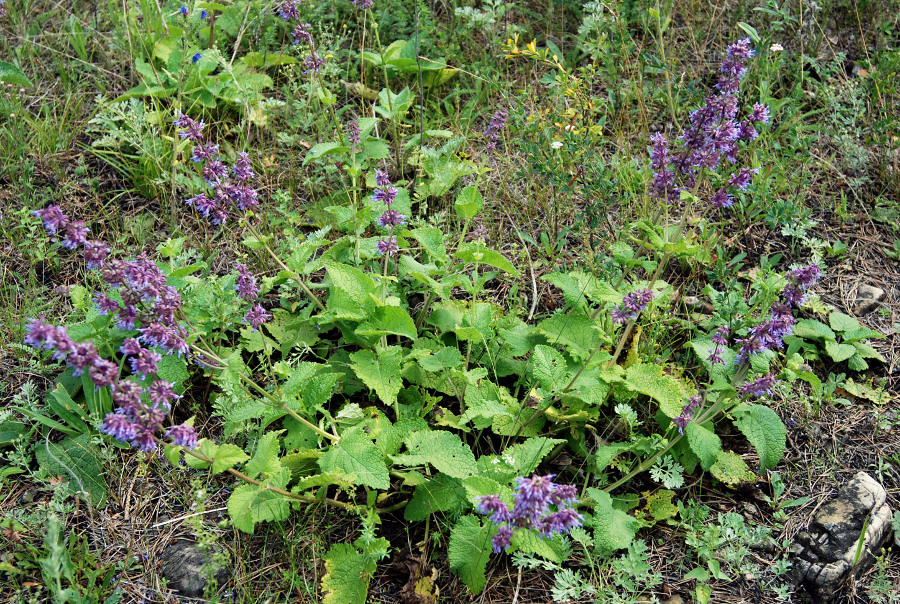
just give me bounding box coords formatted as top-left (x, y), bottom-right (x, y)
top-left (790, 472), bottom-right (893, 602)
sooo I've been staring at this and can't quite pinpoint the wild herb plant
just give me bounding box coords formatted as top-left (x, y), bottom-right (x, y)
top-left (8, 3), bottom-right (895, 599)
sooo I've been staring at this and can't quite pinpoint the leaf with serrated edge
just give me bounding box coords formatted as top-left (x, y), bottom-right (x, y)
top-left (685, 422), bottom-right (722, 471)
top-left (732, 403), bottom-right (785, 471)
top-left (392, 430), bottom-right (477, 478)
top-left (349, 347), bottom-right (404, 408)
top-left (322, 543), bottom-right (370, 604)
top-left (448, 515), bottom-right (495, 594)
top-left (319, 428), bottom-right (389, 489)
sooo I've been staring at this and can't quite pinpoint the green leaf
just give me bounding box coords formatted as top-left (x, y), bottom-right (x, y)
top-left (408, 227), bottom-right (448, 264)
top-left (0, 61), bottom-right (33, 87)
top-left (212, 443), bottom-right (250, 474)
top-left (587, 488), bottom-right (640, 555)
top-left (245, 431), bottom-right (283, 479)
top-left (304, 142), bottom-right (351, 165)
top-left (47, 384), bottom-right (89, 434)
top-left (502, 437), bottom-right (566, 475)
top-left (793, 319), bottom-right (836, 341)
top-left (510, 530), bottom-right (570, 563)
top-left (405, 473), bottom-right (468, 521)
top-left (448, 515), bottom-right (495, 595)
top-left (227, 481), bottom-right (291, 534)
top-left (829, 311), bottom-right (861, 333)
top-left (156, 354), bottom-right (190, 393)
top-left (349, 347), bottom-right (404, 408)
top-left (356, 305), bottom-right (418, 341)
top-left (0, 421), bottom-right (29, 447)
top-left (852, 342), bottom-right (885, 361)
top-left (685, 422), bottom-right (722, 471)
top-left (825, 340), bottom-right (857, 363)
top-left (418, 346), bottom-right (463, 372)
top-left (34, 435), bottom-right (107, 507)
top-left (625, 364), bottom-right (696, 418)
top-left (454, 243), bottom-right (519, 276)
top-left (710, 451), bottom-right (755, 486)
top-left (393, 430), bottom-right (477, 478)
top-left (454, 186), bottom-right (484, 221)
top-left (529, 345), bottom-right (568, 392)
top-left (732, 403), bottom-right (785, 471)
top-left (842, 327), bottom-right (884, 343)
top-left (322, 543), bottom-right (370, 604)
top-left (319, 428), bottom-right (389, 489)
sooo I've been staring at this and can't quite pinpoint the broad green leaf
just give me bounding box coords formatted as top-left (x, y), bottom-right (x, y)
top-left (212, 443), bottom-right (250, 474)
top-left (454, 186), bottom-right (483, 221)
top-left (454, 243), bottom-right (519, 276)
top-left (34, 435), bottom-right (107, 507)
top-left (852, 342), bottom-right (885, 361)
top-left (448, 515), bottom-right (495, 594)
top-left (349, 347), bottom-right (404, 408)
top-left (502, 437), bottom-right (566, 475)
top-left (325, 262), bottom-right (376, 305)
top-left (710, 451), bottom-right (755, 486)
top-left (184, 438), bottom-right (217, 469)
top-left (587, 488), bottom-right (640, 555)
top-left (319, 428), bottom-right (389, 489)
top-left (536, 313), bottom-right (604, 362)
top-left (417, 346), bottom-right (463, 372)
top-left (842, 327), bottom-right (884, 343)
top-left (0, 421), bottom-right (29, 447)
top-left (245, 431), bottom-right (283, 479)
top-left (732, 404), bottom-right (785, 471)
top-left (642, 489), bottom-right (678, 522)
top-left (828, 311), bottom-right (861, 333)
top-left (156, 354), bottom-right (190, 393)
top-left (303, 141), bottom-right (351, 165)
top-left (625, 364), bottom-right (696, 418)
top-left (405, 473), bottom-right (468, 521)
top-left (825, 340), bottom-right (857, 363)
top-left (322, 543), bottom-right (371, 604)
top-left (356, 305), bottom-right (417, 341)
top-left (594, 443), bottom-right (630, 472)
top-left (393, 430), bottom-right (477, 478)
top-left (529, 345), bottom-right (567, 392)
top-left (408, 227), bottom-right (448, 264)
top-left (685, 422), bottom-right (722, 471)
top-left (461, 475), bottom-right (511, 502)
top-left (510, 530), bottom-right (570, 563)
top-left (0, 61), bottom-right (33, 86)
top-left (793, 319), bottom-right (835, 341)
top-left (227, 481), bottom-right (290, 534)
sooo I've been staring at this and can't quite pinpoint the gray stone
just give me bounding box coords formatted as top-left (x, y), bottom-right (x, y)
top-left (853, 285), bottom-right (886, 316)
top-left (161, 539), bottom-right (230, 598)
top-left (790, 472), bottom-right (893, 602)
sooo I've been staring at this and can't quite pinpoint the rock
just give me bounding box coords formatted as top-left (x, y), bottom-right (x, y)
top-left (161, 539), bottom-right (230, 598)
top-left (853, 285), bottom-right (885, 316)
top-left (790, 472), bottom-right (893, 602)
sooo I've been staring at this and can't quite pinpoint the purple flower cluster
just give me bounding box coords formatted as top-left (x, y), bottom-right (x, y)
top-left (351, 0), bottom-right (374, 9)
top-left (277, 2), bottom-right (324, 74)
top-left (611, 288), bottom-right (653, 324)
top-left (371, 170), bottom-right (405, 257)
top-left (475, 474), bottom-right (583, 553)
top-left (0, 0), bottom-right (6, 19)
top-left (738, 373), bottom-right (777, 398)
top-left (233, 262), bottom-right (271, 331)
top-left (484, 108), bottom-right (508, 151)
top-left (346, 119), bottom-right (361, 153)
top-left (707, 326), bottom-right (729, 364)
top-left (177, 115), bottom-right (259, 225)
top-left (33, 205), bottom-right (109, 269)
top-left (782, 264), bottom-right (822, 307)
top-left (736, 302), bottom-right (794, 363)
top-left (23, 319), bottom-right (196, 452)
top-left (672, 395), bottom-right (703, 435)
top-left (648, 39), bottom-right (769, 209)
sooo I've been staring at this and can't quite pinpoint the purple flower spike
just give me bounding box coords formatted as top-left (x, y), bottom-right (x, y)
top-left (33, 205), bottom-right (70, 234)
top-left (147, 380), bottom-right (180, 407)
top-left (84, 240), bottom-right (110, 269)
top-left (277, 0), bottom-right (300, 20)
top-left (375, 170), bottom-right (392, 187)
top-left (61, 220), bottom-right (89, 249)
top-left (346, 120), bottom-right (361, 152)
top-left (484, 108), bottom-right (509, 151)
top-left (175, 113), bottom-right (205, 142)
top-left (233, 152), bottom-right (254, 182)
top-left (101, 413), bottom-right (138, 443)
top-left (68, 341), bottom-right (100, 377)
top-left (166, 424), bottom-right (198, 449)
top-left (291, 22), bottom-right (313, 46)
top-left (371, 185), bottom-right (398, 206)
top-left (130, 347), bottom-right (162, 379)
top-left (234, 263), bottom-right (259, 301)
top-left (376, 237), bottom-right (399, 257)
top-left (89, 359), bottom-right (119, 389)
top-left (475, 494), bottom-right (512, 524)
top-left (492, 525), bottom-right (514, 553)
top-left (738, 373), bottom-right (777, 398)
top-left (244, 304), bottom-right (271, 331)
top-left (352, 0), bottom-right (374, 8)
top-left (377, 209), bottom-right (407, 228)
